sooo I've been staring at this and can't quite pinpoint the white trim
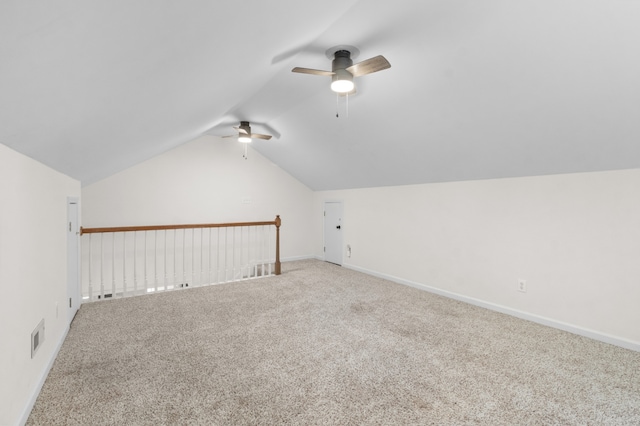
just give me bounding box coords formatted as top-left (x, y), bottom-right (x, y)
top-left (19, 323), bottom-right (71, 426)
top-left (343, 263), bottom-right (640, 353)
top-left (67, 197), bottom-right (81, 324)
top-left (282, 255), bottom-right (316, 262)
top-left (323, 200), bottom-right (344, 265)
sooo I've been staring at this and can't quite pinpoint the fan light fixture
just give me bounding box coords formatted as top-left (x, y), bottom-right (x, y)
top-left (292, 46), bottom-right (391, 110)
top-left (331, 69), bottom-right (354, 93)
top-left (221, 121), bottom-right (274, 158)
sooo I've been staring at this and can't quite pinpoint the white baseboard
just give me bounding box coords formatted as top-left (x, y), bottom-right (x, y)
top-left (19, 323), bottom-right (70, 426)
top-left (343, 263), bottom-right (640, 353)
top-left (282, 255), bottom-right (316, 262)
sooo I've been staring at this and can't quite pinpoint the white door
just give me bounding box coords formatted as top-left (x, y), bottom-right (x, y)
top-left (324, 201), bottom-right (343, 265)
top-left (67, 198), bottom-right (80, 323)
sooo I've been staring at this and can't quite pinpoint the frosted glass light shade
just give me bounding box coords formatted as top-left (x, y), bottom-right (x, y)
top-left (331, 69), bottom-right (354, 93)
top-left (331, 79), bottom-right (355, 93)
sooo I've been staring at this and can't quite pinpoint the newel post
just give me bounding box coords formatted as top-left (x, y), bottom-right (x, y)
top-left (275, 215), bottom-right (281, 275)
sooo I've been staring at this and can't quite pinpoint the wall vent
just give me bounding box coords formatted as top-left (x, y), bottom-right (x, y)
top-left (31, 319), bottom-right (45, 358)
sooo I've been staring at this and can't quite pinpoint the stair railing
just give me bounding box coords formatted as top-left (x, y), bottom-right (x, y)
top-left (79, 216), bottom-right (281, 302)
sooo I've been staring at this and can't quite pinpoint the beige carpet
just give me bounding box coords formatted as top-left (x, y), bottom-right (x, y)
top-left (28, 259), bottom-right (640, 425)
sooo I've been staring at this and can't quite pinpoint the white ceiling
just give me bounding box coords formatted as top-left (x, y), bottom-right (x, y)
top-left (2, 1), bottom-right (640, 190)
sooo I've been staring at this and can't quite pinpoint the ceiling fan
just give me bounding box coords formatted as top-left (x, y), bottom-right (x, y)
top-left (292, 46), bottom-right (391, 94)
top-left (221, 121), bottom-right (272, 159)
top-left (222, 121), bottom-right (272, 142)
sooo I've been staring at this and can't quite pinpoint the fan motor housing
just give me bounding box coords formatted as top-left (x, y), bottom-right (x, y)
top-left (239, 121), bottom-right (251, 133)
top-left (332, 50), bottom-right (353, 72)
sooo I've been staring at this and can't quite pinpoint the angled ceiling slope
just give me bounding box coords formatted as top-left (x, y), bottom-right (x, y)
top-left (2, 1), bottom-right (640, 190)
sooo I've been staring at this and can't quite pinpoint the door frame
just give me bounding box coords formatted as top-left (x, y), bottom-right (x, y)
top-left (67, 197), bottom-right (80, 323)
top-left (323, 200), bottom-right (343, 265)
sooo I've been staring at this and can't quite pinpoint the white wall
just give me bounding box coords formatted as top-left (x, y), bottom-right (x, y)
top-left (82, 135), bottom-right (314, 260)
top-left (313, 169), bottom-right (640, 349)
top-left (0, 144), bottom-right (81, 425)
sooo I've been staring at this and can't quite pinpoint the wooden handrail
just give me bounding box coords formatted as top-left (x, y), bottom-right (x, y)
top-left (81, 219), bottom-right (278, 234)
top-left (81, 216), bottom-right (282, 275)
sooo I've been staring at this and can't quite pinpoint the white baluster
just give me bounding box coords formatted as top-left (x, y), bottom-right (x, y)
top-left (122, 232), bottom-right (127, 297)
top-left (144, 231), bottom-right (148, 293)
top-left (111, 233), bottom-right (115, 297)
top-left (182, 229), bottom-right (187, 285)
top-left (191, 228), bottom-right (195, 287)
top-left (88, 234), bottom-right (93, 300)
top-left (100, 233), bottom-right (104, 299)
top-left (133, 232), bottom-right (138, 295)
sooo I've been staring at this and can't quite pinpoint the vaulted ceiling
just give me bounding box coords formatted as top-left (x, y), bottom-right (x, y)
top-left (2, 1), bottom-right (639, 190)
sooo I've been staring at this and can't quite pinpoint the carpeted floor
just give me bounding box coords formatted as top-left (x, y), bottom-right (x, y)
top-left (28, 259), bottom-right (640, 425)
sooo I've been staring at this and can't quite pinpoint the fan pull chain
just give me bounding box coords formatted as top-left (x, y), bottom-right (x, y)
top-left (243, 143), bottom-right (248, 160)
top-left (346, 92), bottom-right (349, 119)
top-left (335, 93), bottom-right (350, 119)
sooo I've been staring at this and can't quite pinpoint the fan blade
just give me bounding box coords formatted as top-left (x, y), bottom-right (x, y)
top-left (251, 133), bottom-right (272, 140)
top-left (257, 122), bottom-right (281, 139)
top-left (233, 126), bottom-right (249, 135)
top-left (292, 67), bottom-right (334, 76)
top-left (221, 135), bottom-right (236, 138)
top-left (346, 55), bottom-right (391, 77)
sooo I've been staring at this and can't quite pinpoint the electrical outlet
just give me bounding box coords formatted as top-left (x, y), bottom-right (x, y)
top-left (518, 279), bottom-right (527, 293)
